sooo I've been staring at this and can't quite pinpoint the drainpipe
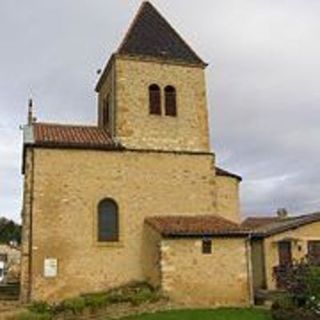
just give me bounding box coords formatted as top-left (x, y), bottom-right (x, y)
top-left (245, 234), bottom-right (254, 306)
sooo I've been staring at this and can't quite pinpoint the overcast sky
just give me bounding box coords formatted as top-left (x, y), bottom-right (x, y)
top-left (1, 0), bottom-right (319, 222)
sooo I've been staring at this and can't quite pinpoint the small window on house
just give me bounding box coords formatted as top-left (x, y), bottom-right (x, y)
top-left (308, 241), bottom-right (320, 266)
top-left (102, 94), bottom-right (110, 128)
top-left (149, 84), bottom-right (161, 115)
top-left (98, 198), bottom-right (119, 242)
top-left (202, 239), bottom-right (212, 254)
top-left (165, 85), bottom-right (177, 117)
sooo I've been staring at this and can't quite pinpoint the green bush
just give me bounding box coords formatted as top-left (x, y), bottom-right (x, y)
top-left (272, 307), bottom-right (318, 320)
top-left (82, 292), bottom-right (110, 311)
top-left (14, 311), bottom-right (52, 320)
top-left (61, 296), bottom-right (86, 315)
top-left (272, 260), bottom-right (320, 319)
top-left (105, 281), bottom-right (162, 306)
top-left (27, 301), bottom-right (52, 314)
top-left (272, 293), bottom-right (295, 310)
top-left (20, 282), bottom-right (163, 319)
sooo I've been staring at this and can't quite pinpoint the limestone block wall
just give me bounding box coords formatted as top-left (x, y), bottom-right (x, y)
top-left (264, 221), bottom-right (320, 290)
top-left (97, 61), bottom-right (115, 134)
top-left (141, 225), bottom-right (162, 288)
top-left (115, 56), bottom-right (210, 152)
top-left (160, 237), bottom-right (252, 307)
top-left (20, 148), bottom-right (33, 302)
top-left (215, 176), bottom-right (240, 223)
top-left (25, 148), bottom-right (216, 302)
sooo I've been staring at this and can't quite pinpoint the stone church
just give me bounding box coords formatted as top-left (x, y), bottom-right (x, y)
top-left (21, 1), bottom-right (253, 306)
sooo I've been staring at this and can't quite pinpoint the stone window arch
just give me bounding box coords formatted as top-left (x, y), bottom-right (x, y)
top-left (98, 198), bottom-right (119, 242)
top-left (165, 85), bottom-right (177, 117)
top-left (149, 84), bottom-right (161, 115)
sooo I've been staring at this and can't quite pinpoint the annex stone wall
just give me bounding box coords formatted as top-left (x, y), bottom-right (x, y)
top-left (114, 56), bottom-right (210, 152)
top-left (215, 176), bottom-right (241, 223)
top-left (24, 147), bottom-right (216, 302)
top-left (160, 237), bottom-right (252, 307)
top-left (141, 224), bottom-right (162, 288)
top-left (264, 221), bottom-right (320, 290)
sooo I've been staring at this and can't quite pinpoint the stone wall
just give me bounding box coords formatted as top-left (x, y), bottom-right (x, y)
top-left (114, 56), bottom-right (210, 152)
top-left (215, 175), bottom-right (240, 223)
top-left (264, 221), bottom-right (320, 290)
top-left (141, 225), bottom-right (162, 288)
top-left (160, 237), bottom-right (252, 307)
top-left (97, 60), bottom-right (115, 134)
top-left (24, 147), bottom-right (216, 302)
top-left (20, 148), bottom-right (33, 302)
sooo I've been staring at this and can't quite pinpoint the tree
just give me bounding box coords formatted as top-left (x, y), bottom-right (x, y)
top-left (0, 217), bottom-right (21, 244)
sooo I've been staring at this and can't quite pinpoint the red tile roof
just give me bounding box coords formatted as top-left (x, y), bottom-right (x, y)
top-left (242, 217), bottom-right (281, 229)
top-left (216, 167), bottom-right (242, 181)
top-left (32, 123), bottom-right (119, 149)
top-left (243, 212), bottom-right (320, 237)
top-left (145, 215), bottom-right (250, 237)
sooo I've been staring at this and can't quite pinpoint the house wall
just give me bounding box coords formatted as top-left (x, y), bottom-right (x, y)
top-left (215, 175), bottom-right (240, 223)
top-left (160, 237), bottom-right (252, 307)
top-left (141, 225), bottom-right (162, 288)
top-left (0, 244), bottom-right (21, 283)
top-left (264, 221), bottom-right (320, 290)
top-left (250, 239), bottom-right (266, 291)
top-left (114, 56), bottom-right (210, 152)
top-left (23, 147), bottom-right (217, 302)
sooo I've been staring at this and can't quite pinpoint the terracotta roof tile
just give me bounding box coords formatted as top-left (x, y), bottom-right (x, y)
top-left (145, 215), bottom-right (250, 237)
top-left (243, 212), bottom-right (320, 237)
top-left (31, 123), bottom-right (119, 149)
top-left (241, 217), bottom-right (282, 229)
top-left (118, 2), bottom-right (205, 65)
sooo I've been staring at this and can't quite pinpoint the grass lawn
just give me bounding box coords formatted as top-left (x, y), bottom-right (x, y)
top-left (121, 308), bottom-right (272, 320)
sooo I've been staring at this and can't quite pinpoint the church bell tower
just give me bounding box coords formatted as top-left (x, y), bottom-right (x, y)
top-left (96, 1), bottom-right (211, 152)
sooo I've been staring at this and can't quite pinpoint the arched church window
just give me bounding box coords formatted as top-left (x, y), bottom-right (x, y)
top-left (149, 84), bottom-right (161, 115)
top-left (98, 198), bottom-right (119, 242)
top-left (165, 85), bottom-right (177, 117)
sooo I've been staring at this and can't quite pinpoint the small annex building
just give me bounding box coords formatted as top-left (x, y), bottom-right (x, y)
top-left (243, 211), bottom-right (320, 292)
top-left (20, 1), bottom-right (253, 306)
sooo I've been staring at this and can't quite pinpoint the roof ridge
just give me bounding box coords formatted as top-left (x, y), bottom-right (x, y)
top-left (117, 1), bottom-right (206, 65)
top-left (117, 1), bottom-right (150, 53)
top-left (34, 122), bottom-right (100, 129)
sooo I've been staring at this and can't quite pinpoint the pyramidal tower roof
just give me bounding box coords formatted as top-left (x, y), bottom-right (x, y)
top-left (117, 1), bottom-right (206, 66)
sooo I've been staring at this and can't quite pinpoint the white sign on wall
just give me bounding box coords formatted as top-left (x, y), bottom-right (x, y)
top-left (44, 258), bottom-right (58, 278)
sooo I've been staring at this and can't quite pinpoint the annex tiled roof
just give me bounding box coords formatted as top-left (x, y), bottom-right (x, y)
top-left (145, 215), bottom-right (250, 238)
top-left (216, 167), bottom-right (242, 181)
top-left (117, 1), bottom-right (206, 66)
top-left (242, 217), bottom-right (282, 229)
top-left (243, 212), bottom-right (320, 238)
top-left (30, 123), bottom-right (118, 149)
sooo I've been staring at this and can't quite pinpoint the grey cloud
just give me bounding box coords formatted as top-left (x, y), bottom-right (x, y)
top-left (0, 0), bottom-right (319, 221)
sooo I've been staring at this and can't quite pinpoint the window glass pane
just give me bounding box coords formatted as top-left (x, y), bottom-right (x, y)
top-left (202, 239), bottom-right (212, 254)
top-left (165, 86), bottom-right (177, 116)
top-left (149, 84), bottom-right (161, 115)
top-left (98, 199), bottom-right (118, 242)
